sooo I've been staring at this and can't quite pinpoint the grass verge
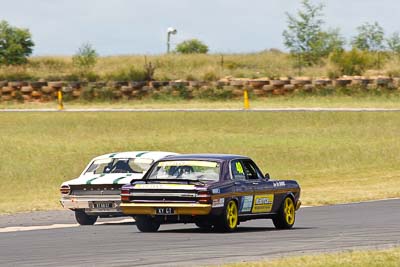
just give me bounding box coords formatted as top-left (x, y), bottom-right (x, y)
top-left (0, 112), bottom-right (400, 213)
top-left (2, 94), bottom-right (400, 109)
top-left (221, 247), bottom-right (400, 267)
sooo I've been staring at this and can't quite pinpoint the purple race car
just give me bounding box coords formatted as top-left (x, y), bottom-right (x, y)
top-left (120, 154), bottom-right (301, 232)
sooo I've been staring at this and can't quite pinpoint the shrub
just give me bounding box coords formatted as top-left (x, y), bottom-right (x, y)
top-left (72, 43), bottom-right (98, 79)
top-left (202, 71), bottom-right (218, 81)
top-left (176, 39), bottom-right (209, 54)
top-left (330, 49), bottom-right (373, 76)
top-left (143, 60), bottom-right (156, 81)
top-left (104, 66), bottom-right (146, 81)
top-left (185, 74), bottom-right (196, 81)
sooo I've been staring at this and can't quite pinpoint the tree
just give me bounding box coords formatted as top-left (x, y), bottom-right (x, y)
top-left (282, 0), bottom-right (344, 73)
top-left (72, 43), bottom-right (98, 77)
top-left (175, 39), bottom-right (208, 54)
top-left (315, 29), bottom-right (345, 55)
top-left (352, 22), bottom-right (385, 68)
top-left (352, 22), bottom-right (385, 52)
top-left (0, 20), bottom-right (34, 65)
top-left (387, 32), bottom-right (400, 55)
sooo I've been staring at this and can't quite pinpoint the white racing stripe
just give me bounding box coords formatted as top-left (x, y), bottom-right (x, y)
top-left (0, 218), bottom-right (133, 233)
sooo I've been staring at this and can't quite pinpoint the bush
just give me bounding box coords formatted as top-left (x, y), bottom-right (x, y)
top-left (72, 43), bottom-right (98, 79)
top-left (104, 66), bottom-right (146, 81)
top-left (330, 49), bottom-right (373, 76)
top-left (175, 39), bottom-right (209, 54)
top-left (202, 71), bottom-right (218, 81)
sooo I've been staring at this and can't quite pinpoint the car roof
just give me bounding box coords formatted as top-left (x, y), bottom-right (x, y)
top-left (158, 153), bottom-right (249, 162)
top-left (92, 151), bottom-right (178, 161)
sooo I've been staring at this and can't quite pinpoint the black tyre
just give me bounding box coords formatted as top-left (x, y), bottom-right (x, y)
top-left (135, 216), bottom-right (160, 232)
top-left (75, 210), bottom-right (98, 225)
top-left (273, 196), bottom-right (295, 229)
top-left (214, 200), bottom-right (239, 232)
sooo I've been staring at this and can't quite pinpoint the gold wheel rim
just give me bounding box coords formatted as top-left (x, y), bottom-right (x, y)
top-left (226, 201), bottom-right (238, 229)
top-left (284, 198), bottom-right (295, 225)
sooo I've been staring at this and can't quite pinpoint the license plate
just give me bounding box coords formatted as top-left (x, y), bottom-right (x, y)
top-left (92, 201), bottom-right (114, 209)
top-left (155, 207), bottom-right (175, 215)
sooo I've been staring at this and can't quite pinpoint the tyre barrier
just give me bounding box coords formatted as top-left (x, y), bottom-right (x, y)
top-left (0, 77), bottom-right (399, 102)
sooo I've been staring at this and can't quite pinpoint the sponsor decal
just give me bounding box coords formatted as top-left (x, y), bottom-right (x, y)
top-left (212, 198), bottom-right (225, 208)
top-left (235, 162), bottom-right (244, 174)
top-left (272, 181), bottom-right (286, 188)
top-left (212, 188), bottom-right (220, 194)
top-left (240, 195), bottom-right (254, 212)
top-left (252, 194), bottom-right (274, 213)
top-left (134, 184), bottom-right (195, 190)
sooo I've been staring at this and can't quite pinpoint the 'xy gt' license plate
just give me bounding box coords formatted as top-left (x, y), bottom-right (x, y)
top-left (155, 207), bottom-right (175, 215)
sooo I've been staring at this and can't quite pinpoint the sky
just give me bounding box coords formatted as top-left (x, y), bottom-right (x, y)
top-left (1, 0), bottom-right (399, 56)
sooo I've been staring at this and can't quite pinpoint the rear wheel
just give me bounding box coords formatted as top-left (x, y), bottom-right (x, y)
top-left (273, 196), bottom-right (295, 229)
top-left (75, 210), bottom-right (98, 225)
top-left (215, 200), bottom-right (238, 232)
top-left (135, 216), bottom-right (160, 232)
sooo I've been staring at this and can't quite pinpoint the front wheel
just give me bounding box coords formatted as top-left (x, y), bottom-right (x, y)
top-left (273, 196), bottom-right (295, 229)
top-left (75, 210), bottom-right (98, 225)
top-left (135, 216), bottom-right (160, 232)
top-left (215, 200), bottom-right (238, 232)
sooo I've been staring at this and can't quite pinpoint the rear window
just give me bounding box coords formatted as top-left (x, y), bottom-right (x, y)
top-left (148, 160), bottom-right (220, 182)
top-left (85, 158), bottom-right (154, 174)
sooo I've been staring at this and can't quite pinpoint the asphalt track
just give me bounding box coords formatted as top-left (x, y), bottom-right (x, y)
top-left (0, 199), bottom-right (399, 266)
top-left (1, 107), bottom-right (400, 112)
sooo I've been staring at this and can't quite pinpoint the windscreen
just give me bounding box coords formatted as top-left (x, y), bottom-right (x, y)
top-left (148, 160), bottom-right (220, 182)
top-left (85, 158), bottom-right (154, 174)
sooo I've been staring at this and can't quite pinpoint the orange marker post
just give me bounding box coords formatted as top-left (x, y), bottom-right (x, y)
top-left (57, 90), bottom-right (64, 110)
top-left (243, 89), bottom-right (250, 110)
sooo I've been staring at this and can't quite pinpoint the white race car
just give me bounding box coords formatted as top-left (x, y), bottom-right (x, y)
top-left (60, 151), bottom-right (177, 225)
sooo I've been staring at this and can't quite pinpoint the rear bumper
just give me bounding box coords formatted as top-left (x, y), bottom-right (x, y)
top-left (120, 202), bottom-right (212, 216)
top-left (60, 195), bottom-right (122, 214)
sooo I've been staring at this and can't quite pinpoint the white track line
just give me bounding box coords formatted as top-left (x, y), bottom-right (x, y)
top-left (0, 218), bottom-right (133, 233)
top-left (1, 108), bottom-right (400, 112)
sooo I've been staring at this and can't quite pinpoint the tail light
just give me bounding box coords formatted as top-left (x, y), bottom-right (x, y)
top-left (198, 191), bottom-right (212, 204)
top-left (60, 185), bottom-right (71, 195)
top-left (121, 188), bottom-right (130, 202)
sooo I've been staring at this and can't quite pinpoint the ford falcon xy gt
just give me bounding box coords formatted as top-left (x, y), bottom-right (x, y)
top-left (120, 154), bottom-right (301, 232)
top-left (60, 151), bottom-right (177, 225)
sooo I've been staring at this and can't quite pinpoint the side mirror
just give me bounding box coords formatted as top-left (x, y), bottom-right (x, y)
top-left (264, 173), bottom-right (270, 180)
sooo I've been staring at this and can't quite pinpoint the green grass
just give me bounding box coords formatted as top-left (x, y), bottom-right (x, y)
top-left (2, 94), bottom-right (400, 110)
top-left (221, 247), bottom-right (400, 267)
top-left (0, 112), bottom-right (400, 213)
